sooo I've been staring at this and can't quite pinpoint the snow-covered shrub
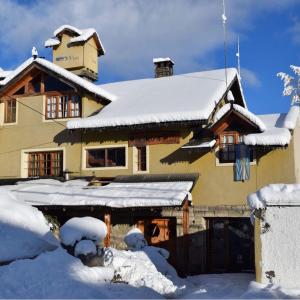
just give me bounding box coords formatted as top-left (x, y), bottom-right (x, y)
top-left (60, 217), bottom-right (111, 267)
top-left (124, 227), bottom-right (147, 250)
top-left (60, 216), bottom-right (107, 247)
top-left (0, 188), bottom-right (58, 263)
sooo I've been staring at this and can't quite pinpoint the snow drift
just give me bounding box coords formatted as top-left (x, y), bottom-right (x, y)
top-left (0, 188), bottom-right (58, 263)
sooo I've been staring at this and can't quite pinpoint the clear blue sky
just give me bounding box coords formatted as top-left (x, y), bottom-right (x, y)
top-left (0, 0), bottom-right (299, 115)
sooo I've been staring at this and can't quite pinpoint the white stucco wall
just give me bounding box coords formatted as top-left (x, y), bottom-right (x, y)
top-left (260, 206), bottom-right (300, 288)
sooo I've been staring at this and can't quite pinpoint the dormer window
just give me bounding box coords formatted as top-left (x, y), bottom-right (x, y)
top-left (46, 94), bottom-right (81, 119)
top-left (219, 132), bottom-right (238, 163)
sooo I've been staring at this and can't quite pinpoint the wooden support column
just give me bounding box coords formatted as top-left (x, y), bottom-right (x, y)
top-left (182, 198), bottom-right (190, 276)
top-left (104, 213), bottom-right (111, 247)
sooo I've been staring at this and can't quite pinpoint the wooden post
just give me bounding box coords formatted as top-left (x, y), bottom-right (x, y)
top-left (182, 198), bottom-right (190, 276)
top-left (104, 213), bottom-right (111, 247)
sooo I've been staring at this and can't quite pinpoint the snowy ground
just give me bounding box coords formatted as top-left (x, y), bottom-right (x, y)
top-left (1, 248), bottom-right (300, 299)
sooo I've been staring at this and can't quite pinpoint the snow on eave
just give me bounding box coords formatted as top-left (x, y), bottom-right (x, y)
top-left (248, 184), bottom-right (300, 210)
top-left (181, 139), bottom-right (216, 149)
top-left (244, 128), bottom-right (291, 147)
top-left (54, 24), bottom-right (82, 37)
top-left (213, 103), bottom-right (266, 132)
top-left (44, 37), bottom-right (60, 48)
top-left (283, 105), bottom-right (299, 130)
top-left (153, 57), bottom-right (174, 64)
top-left (0, 57), bottom-right (116, 101)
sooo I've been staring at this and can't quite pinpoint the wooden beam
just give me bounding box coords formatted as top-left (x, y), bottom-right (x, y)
top-left (182, 198), bottom-right (190, 275)
top-left (104, 213), bottom-right (111, 247)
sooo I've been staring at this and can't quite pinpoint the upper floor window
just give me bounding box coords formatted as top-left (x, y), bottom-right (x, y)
top-left (46, 95), bottom-right (81, 119)
top-left (86, 147), bottom-right (126, 168)
top-left (4, 99), bottom-right (16, 123)
top-left (219, 132), bottom-right (239, 163)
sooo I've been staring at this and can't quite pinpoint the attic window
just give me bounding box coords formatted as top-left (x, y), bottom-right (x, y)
top-left (45, 95), bottom-right (81, 119)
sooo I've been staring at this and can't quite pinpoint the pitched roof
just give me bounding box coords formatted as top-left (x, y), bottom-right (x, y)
top-left (213, 103), bottom-right (267, 132)
top-left (0, 57), bottom-right (116, 102)
top-left (67, 68), bottom-right (244, 129)
top-left (45, 25), bottom-right (105, 56)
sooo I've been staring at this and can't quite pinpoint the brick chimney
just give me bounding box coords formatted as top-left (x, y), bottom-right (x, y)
top-left (153, 58), bottom-right (174, 78)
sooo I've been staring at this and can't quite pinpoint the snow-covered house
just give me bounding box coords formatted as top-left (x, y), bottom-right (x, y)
top-left (0, 24), bottom-right (299, 275)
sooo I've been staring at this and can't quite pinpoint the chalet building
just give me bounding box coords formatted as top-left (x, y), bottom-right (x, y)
top-left (0, 25), bottom-right (299, 276)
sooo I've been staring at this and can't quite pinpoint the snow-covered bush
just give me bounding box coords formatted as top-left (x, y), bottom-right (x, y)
top-left (0, 188), bottom-right (58, 263)
top-left (60, 216), bottom-right (107, 247)
top-left (60, 216), bottom-right (110, 267)
top-left (124, 227), bottom-right (147, 250)
top-left (277, 65), bottom-right (300, 104)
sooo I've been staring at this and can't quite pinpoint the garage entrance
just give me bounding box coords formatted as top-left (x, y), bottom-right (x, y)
top-left (207, 217), bottom-right (254, 273)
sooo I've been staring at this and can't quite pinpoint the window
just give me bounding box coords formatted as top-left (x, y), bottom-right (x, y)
top-left (86, 147), bottom-right (126, 168)
top-left (28, 151), bottom-right (63, 177)
top-left (4, 99), bottom-right (16, 123)
top-left (137, 146), bottom-right (147, 171)
top-left (219, 132), bottom-right (238, 163)
top-left (46, 95), bottom-right (81, 119)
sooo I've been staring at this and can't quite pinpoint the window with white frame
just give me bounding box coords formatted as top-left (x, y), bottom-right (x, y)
top-left (46, 95), bottom-right (81, 119)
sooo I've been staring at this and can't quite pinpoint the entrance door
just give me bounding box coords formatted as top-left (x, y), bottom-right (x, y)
top-left (207, 217), bottom-right (254, 273)
top-left (137, 218), bottom-right (177, 265)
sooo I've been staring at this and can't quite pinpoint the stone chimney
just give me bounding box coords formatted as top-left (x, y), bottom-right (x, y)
top-left (153, 58), bottom-right (174, 78)
top-left (45, 25), bottom-right (105, 82)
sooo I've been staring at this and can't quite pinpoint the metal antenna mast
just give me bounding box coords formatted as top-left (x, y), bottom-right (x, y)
top-left (222, 0), bottom-right (228, 89)
top-left (236, 36), bottom-right (241, 80)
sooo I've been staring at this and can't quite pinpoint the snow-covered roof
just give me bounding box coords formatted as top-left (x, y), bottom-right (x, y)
top-left (0, 70), bottom-right (12, 79)
top-left (4, 179), bottom-right (193, 208)
top-left (248, 184), bottom-right (300, 209)
top-left (181, 139), bottom-right (216, 149)
top-left (213, 103), bottom-right (266, 132)
top-left (45, 25), bottom-right (105, 55)
top-left (67, 68), bottom-right (243, 129)
top-left (243, 106), bottom-right (299, 146)
top-left (153, 57), bottom-right (174, 64)
top-left (0, 57), bottom-right (116, 101)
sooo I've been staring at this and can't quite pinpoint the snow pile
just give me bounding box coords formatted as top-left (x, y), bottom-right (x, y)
top-left (111, 248), bottom-right (178, 296)
top-left (74, 240), bottom-right (97, 257)
top-left (214, 103), bottom-right (266, 132)
top-left (0, 188), bottom-right (58, 263)
top-left (67, 68), bottom-right (243, 129)
top-left (248, 183), bottom-right (300, 209)
top-left (4, 179), bottom-right (193, 207)
top-left (0, 57), bottom-right (115, 101)
top-left (0, 248), bottom-right (161, 299)
top-left (283, 104), bottom-right (299, 129)
top-left (124, 228), bottom-right (147, 250)
top-left (60, 217), bottom-right (107, 246)
top-left (123, 228), bottom-right (179, 283)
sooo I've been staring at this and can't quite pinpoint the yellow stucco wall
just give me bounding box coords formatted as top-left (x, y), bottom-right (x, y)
top-left (53, 34), bottom-right (98, 74)
top-left (0, 94), bottom-right (297, 208)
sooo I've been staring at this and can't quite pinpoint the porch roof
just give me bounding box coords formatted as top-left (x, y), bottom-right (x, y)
top-left (3, 179), bottom-right (193, 208)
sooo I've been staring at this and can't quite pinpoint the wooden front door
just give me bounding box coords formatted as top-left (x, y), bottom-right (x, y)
top-left (207, 217), bottom-right (254, 273)
top-left (137, 218), bottom-right (177, 265)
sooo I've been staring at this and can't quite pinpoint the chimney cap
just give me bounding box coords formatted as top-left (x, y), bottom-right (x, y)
top-left (153, 57), bottom-right (174, 65)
